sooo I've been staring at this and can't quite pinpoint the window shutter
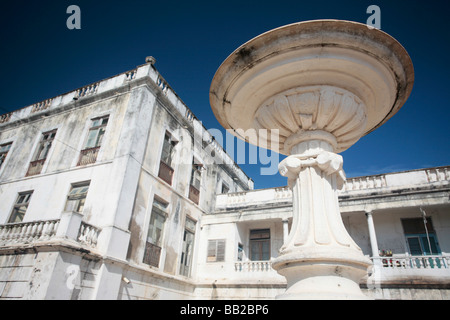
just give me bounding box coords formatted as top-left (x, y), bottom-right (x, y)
top-left (216, 239), bottom-right (226, 262)
top-left (207, 239), bottom-right (226, 262)
top-left (207, 240), bottom-right (216, 262)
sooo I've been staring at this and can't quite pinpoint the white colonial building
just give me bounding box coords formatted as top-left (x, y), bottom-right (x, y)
top-left (0, 60), bottom-right (449, 300)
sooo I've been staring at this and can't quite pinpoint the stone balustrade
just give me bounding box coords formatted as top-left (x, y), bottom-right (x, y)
top-left (0, 61), bottom-right (252, 190)
top-left (373, 254), bottom-right (450, 269)
top-left (31, 99), bottom-right (54, 113)
top-left (235, 261), bottom-right (273, 272)
top-left (125, 69), bottom-right (137, 81)
top-left (0, 219), bottom-right (59, 246)
top-left (0, 113), bottom-right (12, 124)
top-left (233, 255), bottom-right (450, 275)
top-left (77, 222), bottom-right (101, 248)
top-left (75, 82), bottom-right (100, 99)
top-left (0, 215), bottom-right (101, 250)
top-left (215, 166), bottom-right (450, 210)
top-left (343, 175), bottom-right (388, 192)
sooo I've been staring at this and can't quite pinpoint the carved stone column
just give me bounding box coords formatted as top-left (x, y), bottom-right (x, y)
top-left (366, 211), bottom-right (380, 258)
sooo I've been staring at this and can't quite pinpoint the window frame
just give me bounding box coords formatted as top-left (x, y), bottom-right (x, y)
top-left (207, 239), bottom-right (226, 263)
top-left (8, 191), bottom-right (33, 224)
top-left (249, 229), bottom-right (271, 261)
top-left (64, 182), bottom-right (90, 213)
top-left (143, 197), bottom-right (169, 268)
top-left (84, 115), bottom-right (109, 150)
top-left (0, 142), bottom-right (13, 171)
top-left (179, 216), bottom-right (197, 277)
top-left (160, 131), bottom-right (177, 167)
top-left (401, 217), bottom-right (441, 256)
top-left (26, 130), bottom-right (57, 176)
top-left (221, 182), bottom-right (230, 194)
top-left (34, 130), bottom-right (57, 161)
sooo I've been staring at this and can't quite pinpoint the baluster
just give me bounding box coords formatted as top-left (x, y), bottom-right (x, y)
top-left (51, 220), bottom-right (59, 237)
top-left (4, 225), bottom-right (12, 243)
top-left (78, 224), bottom-right (86, 243)
top-left (41, 221), bottom-right (51, 240)
top-left (0, 226), bottom-right (6, 244)
top-left (10, 225), bottom-right (18, 243)
top-left (19, 223), bottom-right (30, 243)
top-left (30, 222), bottom-right (39, 241)
top-left (86, 225), bottom-right (93, 244)
top-left (91, 228), bottom-right (99, 246)
top-left (347, 180), bottom-right (353, 191)
top-left (44, 220), bottom-right (54, 239)
top-left (11, 224), bottom-right (21, 243)
top-left (88, 226), bottom-right (94, 245)
top-left (36, 222), bottom-right (45, 241)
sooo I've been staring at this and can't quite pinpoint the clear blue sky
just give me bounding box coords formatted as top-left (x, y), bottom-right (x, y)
top-left (0, 0), bottom-right (448, 189)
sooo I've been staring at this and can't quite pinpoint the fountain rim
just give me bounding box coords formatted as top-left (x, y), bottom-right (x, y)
top-left (209, 19), bottom-right (415, 147)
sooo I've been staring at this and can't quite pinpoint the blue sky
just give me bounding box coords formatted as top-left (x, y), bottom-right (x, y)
top-left (0, 0), bottom-right (448, 189)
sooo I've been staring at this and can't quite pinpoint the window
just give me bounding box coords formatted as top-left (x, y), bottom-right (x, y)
top-left (86, 116), bottom-right (109, 149)
top-left (189, 162), bottom-right (202, 205)
top-left (78, 116), bottom-right (109, 166)
top-left (26, 130), bottom-right (57, 176)
top-left (143, 198), bottom-right (168, 267)
top-left (207, 239), bottom-right (226, 262)
top-left (249, 229), bottom-right (271, 261)
top-left (402, 218), bottom-right (441, 256)
top-left (180, 217), bottom-right (196, 277)
top-left (160, 132), bottom-right (176, 166)
top-left (221, 182), bottom-right (229, 194)
top-left (0, 142), bottom-right (12, 170)
top-left (158, 132), bottom-right (177, 185)
top-left (64, 183), bottom-right (90, 213)
top-left (8, 192), bottom-right (33, 223)
top-left (237, 243), bottom-right (244, 261)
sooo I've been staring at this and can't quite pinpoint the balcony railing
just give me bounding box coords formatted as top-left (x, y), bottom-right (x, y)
top-left (189, 185), bottom-right (200, 205)
top-left (77, 146), bottom-right (100, 166)
top-left (77, 222), bottom-right (101, 248)
top-left (143, 241), bottom-right (162, 267)
top-left (235, 260), bottom-right (273, 272)
top-left (158, 161), bottom-right (174, 185)
top-left (0, 220), bottom-right (59, 246)
top-left (232, 255), bottom-right (450, 275)
top-left (25, 158), bottom-right (46, 177)
top-left (0, 218), bottom-right (101, 249)
top-left (372, 255), bottom-right (450, 269)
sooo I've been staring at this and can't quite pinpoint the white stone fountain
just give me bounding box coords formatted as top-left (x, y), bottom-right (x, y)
top-left (210, 20), bottom-right (414, 299)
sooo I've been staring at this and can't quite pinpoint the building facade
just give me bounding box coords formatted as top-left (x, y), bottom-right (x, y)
top-left (0, 61), bottom-right (449, 300)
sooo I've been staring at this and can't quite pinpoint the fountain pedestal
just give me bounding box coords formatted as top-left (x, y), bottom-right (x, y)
top-left (274, 139), bottom-right (371, 299)
top-left (210, 20), bottom-right (414, 299)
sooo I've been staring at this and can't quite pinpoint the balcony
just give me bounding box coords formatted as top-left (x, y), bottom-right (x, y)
top-left (143, 241), bottom-right (162, 267)
top-left (189, 185), bottom-right (200, 205)
top-left (235, 260), bottom-right (273, 272)
top-left (0, 215), bottom-right (101, 249)
top-left (25, 159), bottom-right (46, 177)
top-left (77, 146), bottom-right (100, 166)
top-left (230, 256), bottom-right (450, 284)
top-left (0, 220), bottom-right (59, 246)
top-left (373, 255), bottom-right (450, 270)
top-left (158, 161), bottom-right (174, 185)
